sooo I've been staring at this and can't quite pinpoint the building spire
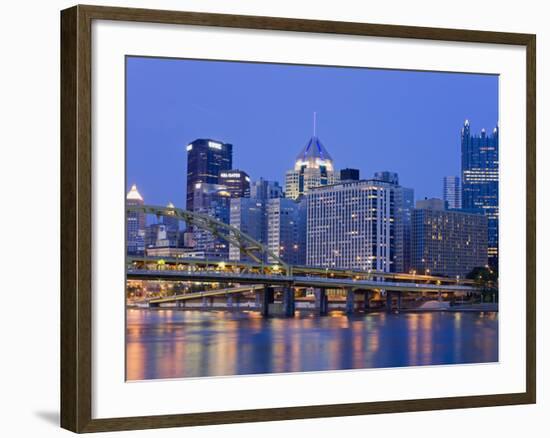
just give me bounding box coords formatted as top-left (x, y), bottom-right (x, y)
top-left (126, 183), bottom-right (143, 201)
top-left (313, 111), bottom-right (317, 137)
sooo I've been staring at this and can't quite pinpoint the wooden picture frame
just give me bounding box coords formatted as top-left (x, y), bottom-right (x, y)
top-left (61, 4), bottom-right (536, 433)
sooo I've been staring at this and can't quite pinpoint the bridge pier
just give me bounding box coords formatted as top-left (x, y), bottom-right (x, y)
top-left (315, 288), bottom-right (328, 316)
top-left (385, 291), bottom-right (393, 312)
top-left (226, 294), bottom-right (233, 308)
top-left (282, 287), bottom-right (295, 317)
top-left (396, 292), bottom-right (402, 311)
top-left (363, 290), bottom-right (371, 311)
top-left (345, 288), bottom-right (355, 315)
top-left (261, 286), bottom-right (274, 317)
top-left (176, 299), bottom-right (185, 308)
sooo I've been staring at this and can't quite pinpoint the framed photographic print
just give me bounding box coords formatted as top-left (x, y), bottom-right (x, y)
top-left (60, 4), bottom-right (536, 433)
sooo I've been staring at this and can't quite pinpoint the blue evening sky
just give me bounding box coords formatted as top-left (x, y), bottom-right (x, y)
top-left (126, 56), bottom-right (498, 207)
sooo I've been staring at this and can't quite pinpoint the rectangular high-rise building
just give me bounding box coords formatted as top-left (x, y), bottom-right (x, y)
top-left (411, 199), bottom-right (488, 278)
top-left (126, 184), bottom-right (145, 256)
top-left (250, 178), bottom-right (283, 200)
top-left (229, 198), bottom-right (266, 262)
top-left (443, 176), bottom-right (462, 209)
top-left (397, 186), bottom-right (415, 273)
top-left (186, 138), bottom-right (232, 211)
top-left (374, 171), bottom-right (399, 185)
top-left (372, 171), bottom-right (414, 273)
top-left (229, 179), bottom-right (284, 262)
top-left (461, 121), bottom-right (498, 268)
top-left (218, 169), bottom-right (250, 198)
top-left (267, 198), bottom-right (307, 266)
top-left (340, 168), bottom-right (360, 181)
top-left (306, 180), bottom-right (401, 272)
top-left (191, 182), bottom-right (231, 259)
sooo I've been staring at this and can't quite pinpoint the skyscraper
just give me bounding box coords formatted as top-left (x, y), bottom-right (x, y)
top-left (461, 120), bottom-right (499, 269)
top-left (397, 186), bottom-right (415, 273)
top-left (284, 116), bottom-right (338, 199)
top-left (186, 138), bottom-right (232, 211)
top-left (229, 198), bottom-right (266, 261)
top-left (229, 179), bottom-right (284, 262)
top-left (306, 179), bottom-right (400, 272)
top-left (374, 171), bottom-right (399, 185)
top-left (411, 198), bottom-right (488, 277)
top-left (191, 182), bottom-right (231, 259)
top-left (126, 184), bottom-right (145, 255)
top-left (218, 169), bottom-right (250, 198)
top-left (267, 198), bottom-right (307, 265)
top-left (340, 168), bottom-right (360, 181)
top-left (250, 178), bottom-right (283, 200)
top-left (443, 176), bottom-right (462, 209)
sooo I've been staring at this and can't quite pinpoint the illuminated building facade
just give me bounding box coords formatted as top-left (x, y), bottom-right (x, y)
top-left (397, 186), bottom-right (415, 273)
top-left (218, 169), bottom-right (250, 198)
top-left (306, 179), bottom-right (401, 272)
top-left (267, 198), bottom-right (307, 265)
top-left (443, 176), bottom-right (462, 209)
top-left (126, 184), bottom-right (145, 255)
top-left (461, 120), bottom-right (499, 268)
top-left (229, 179), bottom-right (285, 262)
top-left (250, 178), bottom-right (283, 200)
top-left (284, 134), bottom-right (338, 200)
top-left (186, 138), bottom-right (232, 211)
top-left (191, 182), bottom-right (231, 259)
top-left (229, 198), bottom-right (266, 261)
top-left (411, 198), bottom-right (488, 277)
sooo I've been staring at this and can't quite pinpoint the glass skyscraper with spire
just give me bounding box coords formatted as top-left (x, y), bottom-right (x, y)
top-left (461, 119), bottom-right (499, 269)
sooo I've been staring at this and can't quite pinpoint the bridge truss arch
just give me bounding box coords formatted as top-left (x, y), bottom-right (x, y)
top-left (127, 204), bottom-right (290, 273)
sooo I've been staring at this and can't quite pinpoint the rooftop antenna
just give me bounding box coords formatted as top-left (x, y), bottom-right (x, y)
top-left (313, 111), bottom-right (317, 136)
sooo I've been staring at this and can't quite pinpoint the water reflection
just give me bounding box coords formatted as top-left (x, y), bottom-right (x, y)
top-left (126, 309), bottom-right (498, 380)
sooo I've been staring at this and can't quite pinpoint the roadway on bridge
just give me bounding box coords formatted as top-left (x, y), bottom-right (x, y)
top-left (127, 269), bottom-right (477, 293)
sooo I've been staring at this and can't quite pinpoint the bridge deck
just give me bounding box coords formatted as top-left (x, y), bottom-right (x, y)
top-left (147, 284), bottom-right (265, 304)
top-left (127, 256), bottom-right (475, 285)
top-left (127, 269), bottom-right (477, 293)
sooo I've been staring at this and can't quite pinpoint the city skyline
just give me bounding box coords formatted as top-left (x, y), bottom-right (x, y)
top-left (126, 56), bottom-right (498, 207)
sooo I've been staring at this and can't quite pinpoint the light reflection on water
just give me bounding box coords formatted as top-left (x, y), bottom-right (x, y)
top-left (126, 309), bottom-right (498, 380)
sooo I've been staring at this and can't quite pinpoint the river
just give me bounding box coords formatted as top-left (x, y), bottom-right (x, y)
top-left (126, 308), bottom-right (498, 380)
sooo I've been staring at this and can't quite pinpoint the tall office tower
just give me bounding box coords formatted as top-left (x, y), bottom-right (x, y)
top-left (229, 179), bottom-right (285, 262)
top-left (218, 169), bottom-right (250, 198)
top-left (191, 182), bottom-right (231, 259)
top-left (126, 184), bottom-right (145, 255)
top-left (371, 171), bottom-right (414, 273)
top-left (267, 198), bottom-right (307, 265)
top-left (374, 171), bottom-right (399, 185)
top-left (186, 139), bottom-right (232, 211)
top-left (397, 186), bottom-right (415, 273)
top-left (284, 116), bottom-right (338, 200)
top-left (461, 120), bottom-right (499, 269)
top-left (340, 168), bottom-right (360, 181)
top-left (443, 176), bottom-right (462, 209)
top-left (306, 179), bottom-right (401, 272)
top-left (229, 198), bottom-right (266, 261)
top-left (250, 178), bottom-right (283, 200)
top-left (411, 198), bottom-right (488, 278)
